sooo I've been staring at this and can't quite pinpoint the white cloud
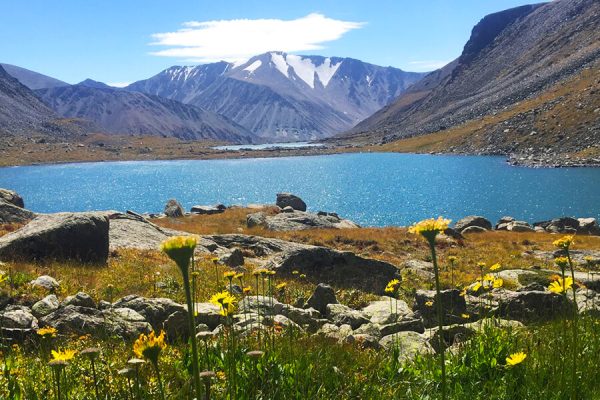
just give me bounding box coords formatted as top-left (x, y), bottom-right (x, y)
top-left (407, 60), bottom-right (452, 71)
top-left (149, 13), bottom-right (365, 63)
top-left (107, 82), bottom-right (131, 88)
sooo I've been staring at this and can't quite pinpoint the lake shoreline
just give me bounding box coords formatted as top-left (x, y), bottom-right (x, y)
top-left (1, 138), bottom-right (600, 169)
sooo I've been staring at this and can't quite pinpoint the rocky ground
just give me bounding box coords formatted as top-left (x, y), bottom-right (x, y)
top-left (1, 190), bottom-right (600, 361)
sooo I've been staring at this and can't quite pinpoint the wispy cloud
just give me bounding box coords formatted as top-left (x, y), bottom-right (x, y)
top-left (149, 13), bottom-right (365, 63)
top-left (107, 82), bottom-right (131, 88)
top-left (408, 60), bottom-right (452, 71)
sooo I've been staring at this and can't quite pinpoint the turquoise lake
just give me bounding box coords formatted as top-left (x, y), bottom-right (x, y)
top-left (1, 153), bottom-right (599, 226)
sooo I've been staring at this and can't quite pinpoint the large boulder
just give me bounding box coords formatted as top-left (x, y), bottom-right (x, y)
top-left (361, 297), bottom-right (416, 325)
top-left (0, 212), bottom-right (109, 263)
top-left (164, 199), bottom-right (184, 218)
top-left (63, 292), bottom-right (96, 309)
top-left (454, 216), bottom-right (492, 232)
top-left (0, 199), bottom-right (35, 224)
top-left (497, 290), bottom-right (574, 323)
top-left (0, 306), bottom-right (38, 330)
top-left (325, 303), bottom-right (369, 329)
top-left (534, 217), bottom-right (579, 234)
top-left (108, 212), bottom-right (187, 251)
top-left (32, 295), bottom-right (60, 318)
top-left (379, 331), bottom-right (434, 362)
top-left (30, 275), bottom-right (60, 291)
top-left (0, 189), bottom-right (24, 208)
top-left (112, 295), bottom-right (185, 331)
top-left (240, 296), bottom-right (282, 316)
top-left (276, 193), bottom-right (307, 211)
top-left (191, 204), bottom-right (226, 215)
top-left (263, 210), bottom-right (359, 231)
top-left (266, 247), bottom-right (400, 293)
top-left (507, 221), bottom-right (535, 232)
top-left (219, 248), bottom-right (244, 267)
top-left (413, 289), bottom-right (467, 328)
top-left (306, 284), bottom-right (338, 315)
top-left (578, 218), bottom-right (600, 236)
top-left (246, 212), bottom-right (267, 228)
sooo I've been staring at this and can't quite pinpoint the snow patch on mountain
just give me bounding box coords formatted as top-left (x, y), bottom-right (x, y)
top-left (271, 53), bottom-right (289, 78)
top-left (243, 60), bottom-right (262, 74)
top-left (315, 58), bottom-right (342, 87)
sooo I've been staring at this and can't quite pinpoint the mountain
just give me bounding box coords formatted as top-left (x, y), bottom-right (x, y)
top-left (127, 53), bottom-right (426, 141)
top-left (78, 79), bottom-right (113, 89)
top-left (343, 0), bottom-right (600, 159)
top-left (0, 63), bottom-right (69, 90)
top-left (0, 64), bottom-right (61, 135)
top-left (36, 84), bottom-right (255, 143)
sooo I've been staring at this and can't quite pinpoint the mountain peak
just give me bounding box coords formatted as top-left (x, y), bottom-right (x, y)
top-left (77, 79), bottom-right (112, 89)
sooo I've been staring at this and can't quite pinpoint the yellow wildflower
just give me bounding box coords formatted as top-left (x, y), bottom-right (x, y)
top-left (51, 349), bottom-right (77, 363)
top-left (472, 282), bottom-right (482, 292)
top-left (276, 282), bottom-right (287, 290)
top-left (37, 326), bottom-right (58, 338)
top-left (210, 291), bottom-right (237, 316)
top-left (506, 352), bottom-right (527, 366)
top-left (408, 217), bottom-right (451, 241)
top-left (160, 236), bottom-right (197, 271)
top-left (242, 286), bottom-right (252, 294)
top-left (461, 314), bottom-right (470, 319)
top-left (490, 263), bottom-right (501, 271)
top-left (425, 300), bottom-right (434, 307)
top-left (133, 330), bottom-right (166, 365)
top-left (223, 271), bottom-right (236, 280)
top-left (459, 289), bottom-right (467, 297)
top-left (253, 268), bottom-right (268, 277)
top-left (553, 235), bottom-right (574, 250)
top-left (299, 274), bottom-right (307, 279)
top-left (493, 278), bottom-right (504, 288)
top-left (292, 270), bottom-right (300, 275)
top-left (554, 257), bottom-right (569, 269)
top-left (548, 277), bottom-right (573, 294)
top-left (385, 279), bottom-right (401, 294)
top-left (234, 273), bottom-right (244, 280)
top-left (477, 262), bottom-right (486, 269)
top-left (448, 256), bottom-right (458, 263)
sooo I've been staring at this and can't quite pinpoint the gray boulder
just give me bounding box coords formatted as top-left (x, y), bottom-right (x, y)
top-left (361, 297), bottom-right (415, 325)
top-left (263, 210), bottom-right (360, 231)
top-left (497, 290), bottom-right (574, 323)
top-left (246, 212), bottom-right (267, 228)
top-left (219, 248), bottom-right (244, 267)
top-left (578, 218), bottom-right (600, 235)
top-left (379, 331), bottom-right (434, 362)
top-left (266, 247), bottom-right (400, 293)
top-left (461, 226), bottom-right (488, 234)
top-left (534, 217), bottom-right (579, 234)
top-left (240, 296), bottom-right (282, 316)
top-left (108, 212), bottom-right (187, 251)
top-left (307, 284), bottom-right (338, 315)
top-left (402, 259), bottom-right (434, 280)
top-left (32, 295), bottom-right (60, 318)
top-left (30, 275), bottom-right (60, 291)
top-left (507, 221), bottom-right (534, 232)
top-left (495, 216), bottom-right (515, 230)
top-left (113, 295), bottom-right (185, 331)
top-left (343, 333), bottom-right (381, 350)
top-left (0, 199), bottom-right (35, 224)
top-left (325, 303), bottom-right (369, 329)
top-left (164, 199), bottom-right (184, 218)
top-left (63, 292), bottom-right (96, 309)
top-left (414, 289), bottom-right (467, 328)
top-left (454, 216), bottom-right (492, 232)
top-left (0, 212), bottom-right (109, 263)
top-left (191, 205), bottom-right (225, 215)
top-left (0, 188), bottom-right (24, 208)
top-left (276, 193), bottom-right (307, 211)
top-left (0, 306), bottom-right (38, 330)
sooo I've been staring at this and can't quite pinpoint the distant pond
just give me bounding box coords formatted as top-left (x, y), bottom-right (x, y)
top-left (1, 153), bottom-right (599, 226)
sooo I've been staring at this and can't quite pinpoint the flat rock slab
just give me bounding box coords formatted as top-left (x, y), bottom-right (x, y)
top-left (0, 212), bottom-right (109, 262)
top-left (108, 212), bottom-right (187, 251)
top-left (0, 199), bottom-right (35, 224)
top-left (202, 234), bottom-right (313, 256)
top-left (261, 210), bottom-right (359, 231)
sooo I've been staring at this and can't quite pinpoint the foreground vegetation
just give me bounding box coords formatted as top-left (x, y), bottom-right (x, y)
top-left (2, 211), bottom-right (600, 399)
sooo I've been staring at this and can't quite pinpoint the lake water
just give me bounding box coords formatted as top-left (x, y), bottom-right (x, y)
top-left (213, 141), bottom-right (324, 151)
top-left (1, 153), bottom-right (599, 227)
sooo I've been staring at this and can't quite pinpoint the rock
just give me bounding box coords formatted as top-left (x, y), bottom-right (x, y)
top-left (535, 217), bottom-right (579, 234)
top-left (454, 216), bottom-right (492, 232)
top-left (276, 193), bottom-right (307, 211)
top-left (164, 199), bottom-right (184, 218)
top-left (193, 303), bottom-right (226, 329)
top-left (380, 319), bottom-right (425, 336)
top-left (379, 331), bottom-right (434, 362)
top-left (219, 248), bottom-right (244, 267)
top-left (0, 188), bottom-right (24, 208)
top-left (0, 212), bottom-right (109, 263)
top-left (413, 289), bottom-right (467, 328)
top-left (263, 210), bottom-right (360, 231)
top-left (497, 290), bottom-right (574, 323)
top-left (317, 323), bottom-right (353, 342)
top-left (326, 303), bottom-right (369, 329)
top-left (361, 297), bottom-right (415, 325)
top-left (306, 284), bottom-right (338, 315)
top-left (0, 199), bottom-right (35, 224)
top-left (266, 247), bottom-right (400, 293)
top-left (40, 305), bottom-right (151, 338)
top-left (281, 206), bottom-right (295, 213)
top-left (108, 212), bottom-right (187, 251)
top-left (578, 218), bottom-right (600, 235)
top-left (267, 314), bottom-right (302, 331)
top-left (0, 306), bottom-right (38, 329)
top-left (507, 221), bottom-right (535, 232)
top-left (461, 226), bottom-right (488, 234)
top-left (191, 205), bottom-right (225, 215)
top-left (30, 275), bottom-right (60, 291)
top-left (240, 296), bottom-right (282, 316)
top-left (32, 295), bottom-right (59, 318)
top-left (202, 234), bottom-right (310, 257)
top-left (495, 216), bottom-right (515, 229)
top-left (63, 292), bottom-right (96, 309)
top-left (343, 333), bottom-right (381, 350)
top-left (273, 303), bottom-right (321, 327)
top-left (112, 295), bottom-right (185, 331)
top-left (246, 212), bottom-right (267, 228)
top-left (402, 259), bottom-right (434, 280)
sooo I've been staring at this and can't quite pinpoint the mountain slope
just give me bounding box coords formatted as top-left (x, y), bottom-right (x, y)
top-left (127, 53), bottom-right (426, 141)
top-left (36, 84), bottom-right (255, 143)
top-left (0, 64), bottom-right (60, 135)
top-left (345, 0), bottom-right (600, 157)
top-left (1, 63), bottom-right (69, 90)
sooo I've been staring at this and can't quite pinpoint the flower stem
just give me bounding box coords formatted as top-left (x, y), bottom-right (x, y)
top-left (567, 250), bottom-right (578, 400)
top-left (153, 362), bottom-right (166, 400)
top-left (429, 239), bottom-right (447, 400)
top-left (183, 271), bottom-right (202, 399)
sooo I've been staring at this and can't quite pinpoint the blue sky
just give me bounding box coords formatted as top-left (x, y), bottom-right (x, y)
top-left (1, 0), bottom-right (541, 86)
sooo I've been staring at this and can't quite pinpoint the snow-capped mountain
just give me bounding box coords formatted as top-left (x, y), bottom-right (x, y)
top-left (127, 52), bottom-right (426, 141)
